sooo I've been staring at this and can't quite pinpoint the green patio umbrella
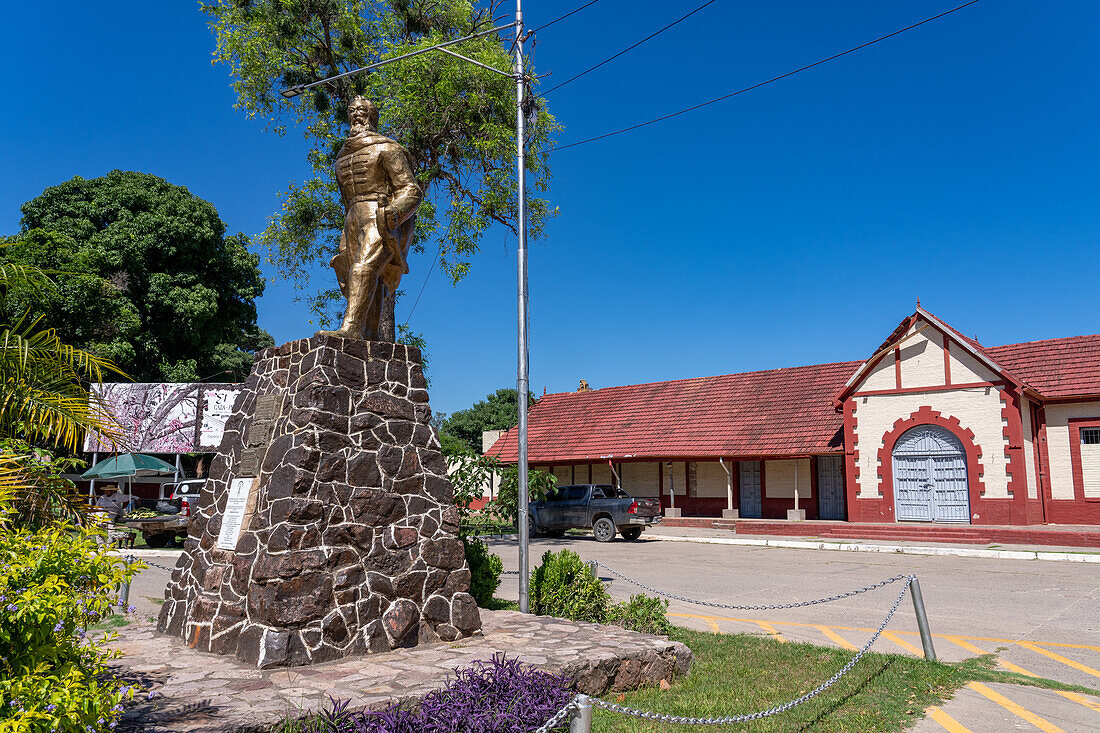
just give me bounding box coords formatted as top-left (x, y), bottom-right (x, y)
top-left (81, 453), bottom-right (178, 480)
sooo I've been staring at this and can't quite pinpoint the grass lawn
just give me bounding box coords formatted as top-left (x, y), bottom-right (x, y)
top-left (592, 628), bottom-right (1100, 732)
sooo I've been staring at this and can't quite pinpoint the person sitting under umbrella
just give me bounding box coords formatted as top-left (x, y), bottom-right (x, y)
top-left (94, 484), bottom-right (133, 521)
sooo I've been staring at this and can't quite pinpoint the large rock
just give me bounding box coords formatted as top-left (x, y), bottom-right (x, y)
top-left (157, 335), bottom-right (481, 667)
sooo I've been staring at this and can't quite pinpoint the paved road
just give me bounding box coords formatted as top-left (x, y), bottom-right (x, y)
top-left (489, 533), bottom-right (1100, 731)
top-left (126, 535), bottom-right (1099, 731)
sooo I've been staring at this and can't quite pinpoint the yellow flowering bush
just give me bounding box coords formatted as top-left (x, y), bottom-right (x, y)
top-left (0, 519), bottom-right (143, 732)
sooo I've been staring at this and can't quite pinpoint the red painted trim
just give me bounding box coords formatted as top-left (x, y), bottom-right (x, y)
top-left (843, 398), bottom-right (860, 519)
top-left (943, 338), bottom-right (952, 386)
top-left (999, 388), bottom-right (1032, 524)
top-left (894, 346), bottom-right (902, 389)
top-left (658, 461), bottom-right (665, 511)
top-left (834, 350), bottom-right (893, 407)
top-left (1030, 405), bottom-right (1047, 523)
top-left (732, 458), bottom-right (741, 512)
top-left (870, 406), bottom-right (997, 524)
top-left (852, 381), bottom-right (1004, 398)
top-left (1044, 394), bottom-right (1100, 404)
top-left (1069, 417), bottom-right (1100, 503)
top-left (807, 456), bottom-right (820, 520)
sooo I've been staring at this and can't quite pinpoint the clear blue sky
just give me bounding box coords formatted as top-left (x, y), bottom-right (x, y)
top-left (2, 1), bottom-right (1096, 416)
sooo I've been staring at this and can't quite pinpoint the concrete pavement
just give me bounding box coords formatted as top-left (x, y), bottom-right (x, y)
top-left (490, 532), bottom-right (1100, 731)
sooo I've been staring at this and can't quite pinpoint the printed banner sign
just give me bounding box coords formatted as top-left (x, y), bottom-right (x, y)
top-left (84, 383), bottom-right (241, 453)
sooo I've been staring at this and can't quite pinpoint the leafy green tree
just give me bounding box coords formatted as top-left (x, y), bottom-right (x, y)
top-left (0, 253), bottom-right (123, 458)
top-left (5, 171), bottom-right (273, 382)
top-left (201, 0), bottom-right (558, 329)
top-left (436, 387), bottom-right (535, 454)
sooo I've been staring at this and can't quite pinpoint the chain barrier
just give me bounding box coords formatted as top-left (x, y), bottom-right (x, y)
top-left (141, 558), bottom-right (180, 572)
top-left (533, 700), bottom-right (578, 733)
top-left (594, 560), bottom-right (908, 611)
top-left (573, 576), bottom-right (914, 727)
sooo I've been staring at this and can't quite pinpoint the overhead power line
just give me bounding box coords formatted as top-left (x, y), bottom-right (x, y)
top-left (551, 0), bottom-right (983, 152)
top-left (540, 0), bottom-right (718, 96)
top-left (531, 0), bottom-right (605, 34)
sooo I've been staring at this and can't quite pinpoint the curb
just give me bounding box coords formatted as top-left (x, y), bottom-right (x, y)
top-left (108, 549), bottom-right (183, 559)
top-left (649, 534), bottom-right (1100, 563)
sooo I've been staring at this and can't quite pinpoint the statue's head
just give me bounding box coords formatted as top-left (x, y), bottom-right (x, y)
top-left (348, 96), bottom-right (379, 132)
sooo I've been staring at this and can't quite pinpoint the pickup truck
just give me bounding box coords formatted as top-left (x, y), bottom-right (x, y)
top-left (529, 484), bottom-right (661, 542)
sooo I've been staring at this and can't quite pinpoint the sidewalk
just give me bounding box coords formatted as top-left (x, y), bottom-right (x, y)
top-left (644, 526), bottom-right (1100, 562)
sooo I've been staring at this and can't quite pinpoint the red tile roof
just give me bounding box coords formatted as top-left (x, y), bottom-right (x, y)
top-left (487, 314), bottom-right (1100, 464)
top-left (986, 335), bottom-right (1100, 399)
top-left (488, 360), bottom-right (860, 464)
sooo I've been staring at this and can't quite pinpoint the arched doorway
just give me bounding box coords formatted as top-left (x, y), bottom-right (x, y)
top-left (892, 425), bottom-right (970, 523)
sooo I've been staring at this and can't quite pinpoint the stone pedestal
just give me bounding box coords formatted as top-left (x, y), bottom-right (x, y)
top-left (664, 507), bottom-right (681, 518)
top-left (786, 509), bottom-right (807, 521)
top-left (158, 336), bottom-right (481, 667)
top-left (721, 509), bottom-right (739, 520)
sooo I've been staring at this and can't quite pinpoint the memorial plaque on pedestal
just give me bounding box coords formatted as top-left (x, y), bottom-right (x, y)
top-left (216, 478), bottom-right (255, 551)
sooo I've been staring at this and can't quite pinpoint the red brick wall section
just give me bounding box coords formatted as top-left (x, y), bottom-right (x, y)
top-left (863, 406), bottom-right (1015, 525)
top-left (999, 388), bottom-right (1036, 524)
top-left (843, 398), bottom-right (862, 520)
top-left (1058, 417), bottom-right (1100, 524)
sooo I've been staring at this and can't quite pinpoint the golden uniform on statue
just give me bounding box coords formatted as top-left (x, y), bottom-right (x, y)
top-left (319, 96), bottom-right (423, 341)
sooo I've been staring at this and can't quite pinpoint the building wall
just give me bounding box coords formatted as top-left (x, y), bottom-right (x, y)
top-left (662, 461), bottom-right (687, 496)
top-left (621, 462), bottom-right (660, 497)
top-left (1045, 402), bottom-right (1100, 500)
top-left (899, 328), bottom-right (947, 388)
top-left (1022, 397), bottom-right (1039, 500)
top-left (854, 388), bottom-right (1010, 500)
top-left (764, 459), bottom-right (812, 499)
top-left (695, 461), bottom-right (731, 498)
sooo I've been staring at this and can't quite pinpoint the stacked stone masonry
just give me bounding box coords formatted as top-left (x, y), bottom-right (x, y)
top-left (158, 335), bottom-right (481, 667)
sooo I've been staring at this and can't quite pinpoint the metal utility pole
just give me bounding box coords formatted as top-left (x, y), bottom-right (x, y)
top-left (514, 0), bottom-right (531, 615)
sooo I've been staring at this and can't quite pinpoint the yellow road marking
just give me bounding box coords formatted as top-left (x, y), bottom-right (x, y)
top-left (1017, 641), bottom-right (1100, 680)
top-left (755, 621), bottom-right (786, 642)
top-left (883, 630), bottom-right (924, 657)
top-left (944, 635), bottom-right (986, 655)
top-left (967, 682), bottom-right (1063, 732)
top-left (667, 613), bottom-right (1100, 652)
top-left (816, 625), bottom-right (857, 650)
top-left (955, 638), bottom-right (1100, 716)
top-left (927, 705), bottom-right (973, 732)
top-left (706, 619), bottom-right (721, 633)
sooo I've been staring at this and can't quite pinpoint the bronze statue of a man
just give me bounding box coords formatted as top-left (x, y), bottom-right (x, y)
top-left (319, 96), bottom-right (423, 340)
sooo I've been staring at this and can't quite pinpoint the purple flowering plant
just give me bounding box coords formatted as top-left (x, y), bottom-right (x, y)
top-left (304, 655), bottom-right (574, 733)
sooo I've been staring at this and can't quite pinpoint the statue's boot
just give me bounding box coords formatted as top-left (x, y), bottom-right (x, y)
top-left (316, 264), bottom-right (377, 339)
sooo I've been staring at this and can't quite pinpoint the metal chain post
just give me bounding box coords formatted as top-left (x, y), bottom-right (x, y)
top-left (908, 576), bottom-right (937, 661)
top-left (534, 699), bottom-right (578, 733)
top-left (117, 554), bottom-right (134, 610)
top-left (587, 577), bottom-right (915, 726)
top-left (571, 694), bottom-right (593, 733)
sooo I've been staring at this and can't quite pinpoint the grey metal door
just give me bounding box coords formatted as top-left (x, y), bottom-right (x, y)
top-left (816, 455), bottom-right (846, 520)
top-left (739, 461), bottom-right (761, 518)
top-left (892, 426), bottom-right (970, 523)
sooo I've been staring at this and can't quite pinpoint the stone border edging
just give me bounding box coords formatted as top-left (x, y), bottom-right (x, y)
top-left (651, 534), bottom-right (1100, 563)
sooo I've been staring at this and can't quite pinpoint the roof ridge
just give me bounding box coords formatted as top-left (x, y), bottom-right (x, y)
top-left (986, 333), bottom-right (1100, 351)
top-left (537, 359), bottom-right (864, 400)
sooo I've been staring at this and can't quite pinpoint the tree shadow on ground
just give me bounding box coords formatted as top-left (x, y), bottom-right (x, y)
top-left (112, 667), bottom-right (223, 733)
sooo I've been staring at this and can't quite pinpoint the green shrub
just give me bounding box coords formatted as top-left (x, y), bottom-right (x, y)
top-left (530, 549), bottom-right (609, 623)
top-left (607, 594), bottom-right (674, 636)
top-left (0, 511), bottom-right (142, 731)
top-left (530, 550), bottom-right (674, 636)
top-left (462, 534), bottom-right (503, 607)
